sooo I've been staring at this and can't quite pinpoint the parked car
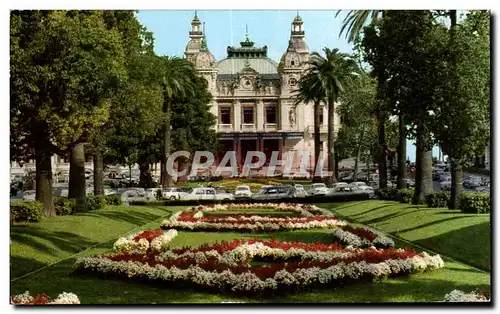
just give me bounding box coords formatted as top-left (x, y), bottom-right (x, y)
top-left (181, 187), bottom-right (234, 201)
top-left (440, 178), bottom-right (452, 191)
top-left (161, 187), bottom-right (187, 200)
top-left (291, 184), bottom-right (308, 198)
top-left (308, 183), bottom-right (330, 196)
top-left (121, 189), bottom-right (148, 203)
top-left (252, 186), bottom-right (294, 201)
top-left (22, 190), bottom-right (36, 201)
top-left (332, 182), bottom-right (349, 189)
top-left (234, 185), bottom-right (252, 199)
top-left (327, 185), bottom-right (374, 198)
top-left (404, 178), bottom-right (415, 188)
top-left (349, 181), bottom-right (374, 191)
top-left (463, 177), bottom-right (481, 189)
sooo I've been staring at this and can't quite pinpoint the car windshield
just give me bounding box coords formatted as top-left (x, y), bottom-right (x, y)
top-left (236, 187), bottom-right (249, 191)
top-left (312, 184), bottom-right (326, 188)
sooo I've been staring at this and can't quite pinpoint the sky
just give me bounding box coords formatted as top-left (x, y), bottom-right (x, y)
top-left (137, 10), bottom-right (442, 162)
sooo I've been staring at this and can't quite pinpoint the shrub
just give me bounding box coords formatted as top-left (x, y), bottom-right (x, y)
top-left (376, 188), bottom-right (398, 201)
top-left (87, 195), bottom-right (107, 211)
top-left (397, 188), bottom-right (414, 204)
top-left (104, 194), bottom-right (122, 206)
top-left (54, 197), bottom-right (76, 215)
top-left (10, 201), bottom-right (43, 223)
top-left (425, 191), bottom-right (450, 208)
top-left (459, 192), bottom-right (490, 214)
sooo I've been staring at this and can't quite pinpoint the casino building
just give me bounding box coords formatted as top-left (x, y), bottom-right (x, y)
top-left (187, 12), bottom-right (341, 174)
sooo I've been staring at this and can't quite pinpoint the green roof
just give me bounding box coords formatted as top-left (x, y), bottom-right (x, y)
top-left (217, 58), bottom-right (279, 75)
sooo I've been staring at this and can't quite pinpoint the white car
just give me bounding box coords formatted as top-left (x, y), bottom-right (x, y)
top-left (121, 189), bottom-right (148, 203)
top-left (22, 190), bottom-right (36, 201)
top-left (234, 185), bottom-right (252, 199)
top-left (162, 187), bottom-right (187, 200)
top-left (292, 184), bottom-right (308, 198)
top-left (440, 178), bottom-right (452, 191)
top-left (309, 183), bottom-right (330, 196)
top-left (332, 182), bottom-right (349, 189)
top-left (350, 181), bottom-right (374, 192)
top-left (145, 188), bottom-right (163, 200)
top-left (181, 187), bottom-right (234, 201)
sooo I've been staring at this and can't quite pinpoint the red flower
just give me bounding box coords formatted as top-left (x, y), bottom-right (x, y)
top-left (133, 229), bottom-right (164, 242)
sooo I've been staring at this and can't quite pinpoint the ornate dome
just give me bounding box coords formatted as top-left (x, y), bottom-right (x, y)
top-left (217, 58), bottom-right (278, 75)
top-left (195, 50), bottom-right (216, 68)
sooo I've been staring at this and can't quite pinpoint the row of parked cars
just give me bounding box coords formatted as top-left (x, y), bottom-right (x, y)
top-left (119, 181), bottom-right (376, 203)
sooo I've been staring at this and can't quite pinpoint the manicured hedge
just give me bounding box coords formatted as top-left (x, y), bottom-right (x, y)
top-left (376, 188), bottom-right (399, 201)
top-left (54, 197), bottom-right (76, 216)
top-left (103, 194), bottom-right (122, 206)
top-left (459, 192), bottom-right (490, 214)
top-left (397, 188), bottom-right (414, 204)
top-left (425, 191), bottom-right (451, 208)
top-left (87, 195), bottom-right (107, 211)
top-left (10, 201), bottom-right (43, 222)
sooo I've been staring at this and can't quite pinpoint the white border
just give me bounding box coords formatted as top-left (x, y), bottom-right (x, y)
top-left (2, 0), bottom-right (498, 313)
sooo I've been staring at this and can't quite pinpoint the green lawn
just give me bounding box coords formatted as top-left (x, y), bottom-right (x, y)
top-left (326, 200), bottom-right (491, 271)
top-left (10, 202), bottom-right (490, 304)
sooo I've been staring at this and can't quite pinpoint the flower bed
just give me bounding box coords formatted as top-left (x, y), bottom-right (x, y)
top-left (443, 290), bottom-right (490, 302)
top-left (75, 238), bottom-right (444, 294)
top-left (331, 226), bottom-right (395, 249)
top-left (113, 229), bottom-right (178, 254)
top-left (161, 203), bottom-right (343, 232)
top-left (11, 291), bottom-right (80, 305)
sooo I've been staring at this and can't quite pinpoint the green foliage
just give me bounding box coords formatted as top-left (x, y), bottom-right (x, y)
top-left (86, 195), bottom-right (108, 211)
top-left (54, 197), bottom-right (76, 215)
top-left (397, 188), bottom-right (414, 204)
top-left (103, 194), bottom-right (122, 206)
top-left (425, 191), bottom-right (451, 208)
top-left (434, 11), bottom-right (490, 166)
top-left (459, 192), bottom-right (490, 214)
top-left (10, 201), bottom-right (43, 222)
top-left (375, 187), bottom-right (398, 200)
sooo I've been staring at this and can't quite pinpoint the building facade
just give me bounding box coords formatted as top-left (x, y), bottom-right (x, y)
top-left (185, 13), bottom-right (340, 173)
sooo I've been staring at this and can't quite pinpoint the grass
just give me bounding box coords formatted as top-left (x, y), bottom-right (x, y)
top-left (325, 200), bottom-right (491, 271)
top-left (10, 202), bottom-right (491, 303)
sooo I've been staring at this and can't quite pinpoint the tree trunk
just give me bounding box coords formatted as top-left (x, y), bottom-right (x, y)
top-left (327, 98), bottom-right (337, 186)
top-left (366, 156), bottom-right (371, 182)
top-left (412, 130), bottom-right (433, 204)
top-left (353, 149), bottom-right (360, 182)
top-left (129, 164), bottom-right (132, 186)
top-left (397, 114), bottom-right (407, 189)
top-left (377, 115), bottom-right (387, 189)
top-left (313, 101), bottom-right (322, 183)
top-left (334, 150), bottom-right (340, 181)
top-left (35, 145), bottom-right (55, 217)
top-left (164, 99), bottom-right (173, 187)
top-left (71, 143), bottom-right (87, 212)
top-left (449, 160), bottom-right (462, 209)
top-left (139, 161), bottom-right (153, 188)
top-left (93, 151), bottom-right (104, 196)
top-left (68, 148), bottom-right (76, 199)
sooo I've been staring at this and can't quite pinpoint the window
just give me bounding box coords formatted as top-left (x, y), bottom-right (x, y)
top-left (220, 107), bottom-right (231, 124)
top-left (319, 112), bottom-right (324, 125)
top-left (288, 78), bottom-right (297, 86)
top-left (320, 141), bottom-right (324, 150)
top-left (265, 105), bottom-right (277, 124)
top-left (340, 115), bottom-right (344, 124)
top-left (243, 107), bottom-right (254, 124)
top-left (291, 61), bottom-right (295, 66)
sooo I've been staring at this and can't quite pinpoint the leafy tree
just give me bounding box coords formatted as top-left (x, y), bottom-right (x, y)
top-left (434, 10), bottom-right (490, 208)
top-left (337, 70), bottom-right (378, 181)
top-left (10, 10), bottom-right (126, 214)
top-left (336, 10), bottom-right (384, 43)
top-left (363, 11), bottom-right (449, 203)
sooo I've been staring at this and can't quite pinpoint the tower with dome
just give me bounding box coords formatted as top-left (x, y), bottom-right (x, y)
top-left (184, 12), bottom-right (341, 174)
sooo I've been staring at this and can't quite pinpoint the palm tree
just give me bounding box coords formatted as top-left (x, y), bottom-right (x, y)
top-left (336, 10), bottom-right (384, 43)
top-left (304, 48), bottom-right (359, 186)
top-left (293, 72), bottom-right (324, 182)
top-left (158, 56), bottom-right (197, 187)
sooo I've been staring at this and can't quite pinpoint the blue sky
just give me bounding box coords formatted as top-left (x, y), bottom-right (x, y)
top-left (137, 10), bottom-right (442, 162)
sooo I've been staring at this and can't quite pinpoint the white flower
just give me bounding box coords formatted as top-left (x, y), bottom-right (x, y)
top-left (444, 290), bottom-right (489, 302)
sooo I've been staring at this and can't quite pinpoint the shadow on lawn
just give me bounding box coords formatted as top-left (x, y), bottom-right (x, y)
top-left (360, 206), bottom-right (432, 225)
top-left (77, 209), bottom-right (171, 226)
top-left (412, 222), bottom-right (491, 271)
top-left (395, 216), bottom-right (474, 235)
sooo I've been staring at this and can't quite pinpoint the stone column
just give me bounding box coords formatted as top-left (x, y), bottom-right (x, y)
top-left (233, 100), bottom-right (241, 131)
top-left (256, 100), bottom-right (264, 130)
